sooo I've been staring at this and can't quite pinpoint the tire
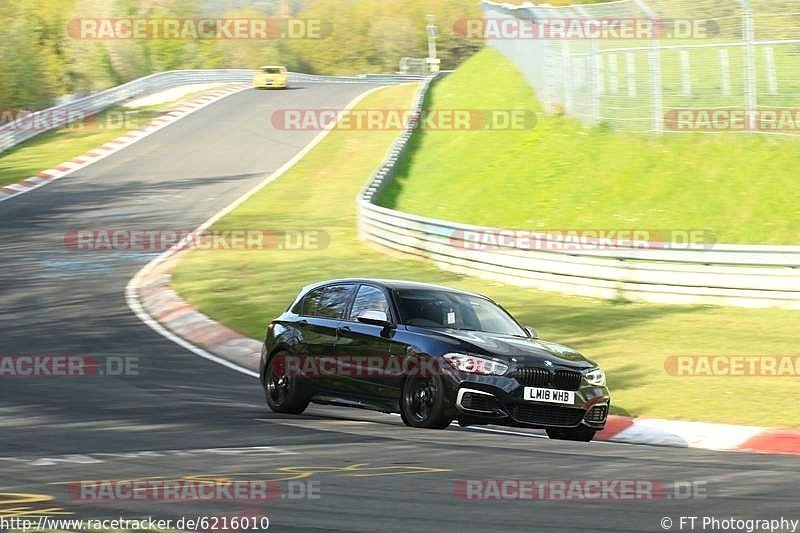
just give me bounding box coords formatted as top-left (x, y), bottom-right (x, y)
top-left (264, 351), bottom-right (310, 414)
top-left (400, 375), bottom-right (452, 429)
top-left (546, 426), bottom-right (596, 442)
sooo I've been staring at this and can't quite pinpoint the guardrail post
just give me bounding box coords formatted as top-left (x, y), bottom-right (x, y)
top-left (634, 0), bottom-right (663, 133)
top-left (575, 5), bottom-right (601, 124)
top-left (562, 41), bottom-right (574, 114)
top-left (736, 0), bottom-right (758, 131)
top-left (720, 48), bottom-right (732, 96)
top-left (561, 5), bottom-right (586, 116)
top-left (764, 46), bottom-right (777, 95)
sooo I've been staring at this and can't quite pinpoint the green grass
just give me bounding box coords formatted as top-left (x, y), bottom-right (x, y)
top-left (377, 47), bottom-right (800, 244)
top-left (0, 87), bottom-right (227, 188)
top-left (172, 82), bottom-right (800, 428)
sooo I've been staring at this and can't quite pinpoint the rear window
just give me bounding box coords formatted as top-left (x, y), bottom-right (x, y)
top-left (263, 67), bottom-right (285, 74)
top-left (301, 285), bottom-right (355, 318)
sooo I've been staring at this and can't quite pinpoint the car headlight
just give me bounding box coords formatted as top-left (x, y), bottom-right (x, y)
top-left (584, 368), bottom-right (606, 386)
top-left (443, 353), bottom-right (508, 376)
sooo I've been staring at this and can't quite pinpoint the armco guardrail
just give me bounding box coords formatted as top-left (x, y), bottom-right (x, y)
top-left (358, 75), bottom-right (800, 309)
top-left (0, 70), bottom-right (422, 154)
top-left (0, 69), bottom-right (250, 154)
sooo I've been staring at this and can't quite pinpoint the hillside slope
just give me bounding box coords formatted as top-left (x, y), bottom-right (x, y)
top-left (378, 47), bottom-right (800, 244)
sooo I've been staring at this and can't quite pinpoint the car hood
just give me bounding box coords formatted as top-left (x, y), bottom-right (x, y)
top-left (405, 326), bottom-right (596, 369)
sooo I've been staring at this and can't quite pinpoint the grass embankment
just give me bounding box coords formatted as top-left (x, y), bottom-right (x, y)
top-left (378, 47), bottom-right (800, 244)
top-left (0, 87), bottom-right (228, 188)
top-left (172, 82), bottom-right (800, 428)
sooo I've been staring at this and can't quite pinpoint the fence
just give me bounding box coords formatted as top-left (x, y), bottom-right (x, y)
top-left (357, 73), bottom-right (800, 308)
top-left (481, 0), bottom-right (800, 134)
top-left (0, 70), bottom-right (423, 154)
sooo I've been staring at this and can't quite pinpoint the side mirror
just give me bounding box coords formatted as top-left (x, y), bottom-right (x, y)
top-left (524, 326), bottom-right (539, 339)
top-left (356, 310), bottom-right (391, 327)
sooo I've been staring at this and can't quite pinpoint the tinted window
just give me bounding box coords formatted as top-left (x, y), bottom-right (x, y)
top-left (349, 285), bottom-right (390, 320)
top-left (302, 285), bottom-right (354, 318)
top-left (301, 288), bottom-right (324, 316)
top-left (395, 289), bottom-right (525, 336)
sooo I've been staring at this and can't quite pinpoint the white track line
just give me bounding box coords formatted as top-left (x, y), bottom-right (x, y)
top-left (125, 82), bottom-right (593, 446)
top-left (125, 85), bottom-right (389, 379)
top-left (1, 85), bottom-right (251, 204)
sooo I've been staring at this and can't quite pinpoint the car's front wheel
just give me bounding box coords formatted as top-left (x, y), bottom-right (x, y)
top-left (400, 375), bottom-right (452, 429)
top-left (264, 351), bottom-right (310, 414)
top-left (546, 426), bottom-right (597, 442)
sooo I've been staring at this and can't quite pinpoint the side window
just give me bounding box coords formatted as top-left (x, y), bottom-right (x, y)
top-left (349, 285), bottom-right (390, 320)
top-left (317, 285), bottom-right (355, 318)
top-left (303, 284), bottom-right (355, 319)
top-left (301, 288), bottom-right (325, 316)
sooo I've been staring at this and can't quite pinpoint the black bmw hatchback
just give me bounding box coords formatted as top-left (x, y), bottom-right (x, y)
top-left (259, 279), bottom-right (610, 441)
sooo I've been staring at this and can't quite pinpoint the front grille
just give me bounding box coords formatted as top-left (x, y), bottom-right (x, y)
top-left (513, 367), bottom-right (582, 391)
top-left (512, 404), bottom-right (585, 427)
top-left (460, 392), bottom-right (499, 412)
top-left (514, 367), bottom-right (549, 387)
top-left (585, 404), bottom-right (609, 423)
top-left (552, 369), bottom-right (582, 391)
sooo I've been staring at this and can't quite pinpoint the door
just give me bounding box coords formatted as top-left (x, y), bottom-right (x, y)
top-left (335, 284), bottom-right (405, 401)
top-left (293, 284), bottom-right (355, 391)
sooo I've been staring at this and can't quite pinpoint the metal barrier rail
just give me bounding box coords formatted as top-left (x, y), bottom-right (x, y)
top-left (357, 74), bottom-right (800, 309)
top-left (0, 70), bottom-right (422, 154)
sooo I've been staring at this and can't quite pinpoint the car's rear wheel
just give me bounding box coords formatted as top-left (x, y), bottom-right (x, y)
top-left (546, 426), bottom-right (597, 442)
top-left (264, 351), bottom-right (310, 414)
top-left (400, 375), bottom-right (452, 429)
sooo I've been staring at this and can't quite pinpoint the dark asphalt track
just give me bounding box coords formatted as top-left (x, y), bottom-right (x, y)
top-left (0, 83), bottom-right (798, 532)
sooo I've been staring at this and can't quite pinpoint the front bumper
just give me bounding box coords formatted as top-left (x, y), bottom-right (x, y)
top-left (253, 78), bottom-right (287, 88)
top-left (448, 373), bottom-right (610, 430)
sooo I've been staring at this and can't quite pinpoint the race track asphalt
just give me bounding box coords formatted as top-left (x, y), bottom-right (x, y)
top-left (0, 82), bottom-right (798, 532)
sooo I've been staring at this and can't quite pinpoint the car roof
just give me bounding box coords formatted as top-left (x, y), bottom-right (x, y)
top-left (302, 278), bottom-right (489, 299)
top-left (260, 65), bottom-right (286, 68)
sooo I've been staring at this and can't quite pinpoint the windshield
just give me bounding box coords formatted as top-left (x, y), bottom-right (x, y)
top-left (263, 67), bottom-right (284, 74)
top-left (395, 289), bottom-right (526, 337)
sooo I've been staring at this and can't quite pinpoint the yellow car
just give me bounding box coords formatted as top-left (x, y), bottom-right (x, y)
top-left (253, 66), bottom-right (288, 89)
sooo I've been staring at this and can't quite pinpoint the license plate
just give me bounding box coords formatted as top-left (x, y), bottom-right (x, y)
top-left (523, 387), bottom-right (575, 404)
